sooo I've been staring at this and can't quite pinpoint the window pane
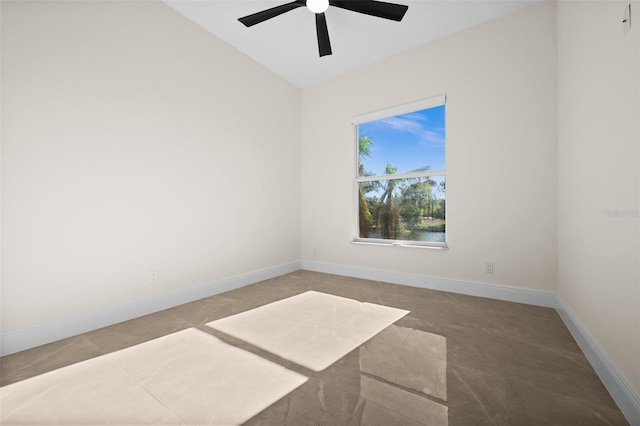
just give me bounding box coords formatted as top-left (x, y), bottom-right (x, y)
top-left (358, 105), bottom-right (445, 176)
top-left (358, 176), bottom-right (445, 243)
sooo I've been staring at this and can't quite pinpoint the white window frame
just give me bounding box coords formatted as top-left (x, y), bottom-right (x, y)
top-left (352, 95), bottom-right (447, 249)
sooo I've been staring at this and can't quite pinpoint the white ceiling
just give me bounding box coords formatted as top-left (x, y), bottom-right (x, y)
top-left (165, 0), bottom-right (539, 87)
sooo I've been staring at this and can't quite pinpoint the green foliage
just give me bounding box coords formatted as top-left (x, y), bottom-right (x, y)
top-left (377, 163), bottom-right (400, 238)
top-left (398, 178), bottom-right (441, 228)
top-left (358, 135), bottom-right (374, 237)
top-left (359, 135), bottom-right (373, 159)
top-left (384, 163), bottom-right (397, 175)
top-left (358, 136), bottom-right (445, 241)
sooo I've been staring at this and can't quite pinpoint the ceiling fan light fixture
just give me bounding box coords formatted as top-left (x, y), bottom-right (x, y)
top-left (307, 0), bottom-right (329, 14)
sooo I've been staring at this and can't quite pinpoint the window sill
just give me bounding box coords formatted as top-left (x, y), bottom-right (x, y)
top-left (351, 239), bottom-right (448, 250)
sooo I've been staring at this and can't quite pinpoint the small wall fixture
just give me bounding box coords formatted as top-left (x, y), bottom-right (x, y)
top-left (622, 3), bottom-right (631, 35)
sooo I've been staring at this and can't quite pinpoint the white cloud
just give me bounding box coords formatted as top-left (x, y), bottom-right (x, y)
top-left (378, 114), bottom-right (444, 146)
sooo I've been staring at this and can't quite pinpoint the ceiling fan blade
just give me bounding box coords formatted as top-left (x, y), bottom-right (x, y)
top-left (238, 1), bottom-right (305, 27)
top-left (316, 13), bottom-right (332, 57)
top-left (329, 0), bottom-right (408, 21)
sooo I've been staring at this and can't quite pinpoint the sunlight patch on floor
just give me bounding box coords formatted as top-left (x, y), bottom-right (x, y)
top-left (0, 328), bottom-right (307, 425)
top-left (207, 290), bottom-right (410, 371)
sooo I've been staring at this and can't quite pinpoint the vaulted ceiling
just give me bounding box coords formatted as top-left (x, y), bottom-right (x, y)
top-left (165, 1), bottom-right (539, 87)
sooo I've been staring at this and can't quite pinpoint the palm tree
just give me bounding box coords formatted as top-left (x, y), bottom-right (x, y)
top-left (358, 136), bottom-right (374, 237)
top-left (378, 164), bottom-right (400, 239)
top-left (379, 166), bottom-right (434, 239)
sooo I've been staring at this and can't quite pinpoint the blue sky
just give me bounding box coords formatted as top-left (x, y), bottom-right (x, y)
top-left (359, 105), bottom-right (445, 176)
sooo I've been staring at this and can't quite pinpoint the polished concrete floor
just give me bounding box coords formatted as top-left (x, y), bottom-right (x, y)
top-left (0, 270), bottom-right (629, 425)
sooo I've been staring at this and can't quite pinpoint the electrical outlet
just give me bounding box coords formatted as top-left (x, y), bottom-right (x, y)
top-left (148, 270), bottom-right (159, 284)
top-left (484, 262), bottom-right (494, 274)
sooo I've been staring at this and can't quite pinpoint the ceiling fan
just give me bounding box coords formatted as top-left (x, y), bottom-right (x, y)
top-left (238, 0), bottom-right (409, 57)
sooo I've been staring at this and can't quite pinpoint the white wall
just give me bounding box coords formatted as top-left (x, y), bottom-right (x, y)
top-left (1, 0), bottom-right (300, 333)
top-left (3, 0), bottom-right (637, 408)
top-left (557, 0), bottom-right (640, 395)
top-left (300, 2), bottom-right (558, 292)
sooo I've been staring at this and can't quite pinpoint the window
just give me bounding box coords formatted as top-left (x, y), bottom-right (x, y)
top-left (352, 95), bottom-right (446, 247)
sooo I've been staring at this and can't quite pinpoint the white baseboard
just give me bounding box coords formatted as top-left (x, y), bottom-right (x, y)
top-left (556, 297), bottom-right (640, 426)
top-left (300, 259), bottom-right (557, 308)
top-left (0, 261), bottom-right (301, 357)
top-left (301, 260), bottom-right (639, 426)
top-left (3, 259), bottom-right (638, 425)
